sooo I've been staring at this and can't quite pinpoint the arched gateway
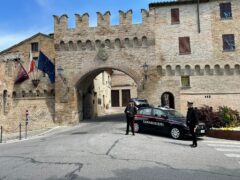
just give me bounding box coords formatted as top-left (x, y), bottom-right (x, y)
top-left (53, 10), bottom-right (156, 123)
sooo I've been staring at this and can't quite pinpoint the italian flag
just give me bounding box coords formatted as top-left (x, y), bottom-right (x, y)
top-left (28, 49), bottom-right (36, 74)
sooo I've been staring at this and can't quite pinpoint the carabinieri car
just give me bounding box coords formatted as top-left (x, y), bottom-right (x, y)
top-left (134, 106), bottom-right (206, 139)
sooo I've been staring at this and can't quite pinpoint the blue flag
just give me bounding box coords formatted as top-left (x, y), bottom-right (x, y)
top-left (38, 51), bottom-right (55, 83)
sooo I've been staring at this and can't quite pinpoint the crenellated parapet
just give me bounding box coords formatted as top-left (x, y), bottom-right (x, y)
top-left (119, 10), bottom-right (133, 27)
top-left (53, 9), bottom-right (154, 42)
top-left (75, 13), bottom-right (89, 31)
top-left (53, 14), bottom-right (69, 32)
top-left (157, 64), bottom-right (240, 76)
top-left (97, 11), bottom-right (111, 28)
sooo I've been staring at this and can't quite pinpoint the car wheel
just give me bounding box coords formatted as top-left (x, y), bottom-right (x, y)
top-left (134, 122), bottom-right (140, 133)
top-left (170, 127), bottom-right (181, 139)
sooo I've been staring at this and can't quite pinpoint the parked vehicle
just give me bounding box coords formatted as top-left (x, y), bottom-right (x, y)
top-left (134, 106), bottom-right (206, 139)
top-left (129, 98), bottom-right (150, 109)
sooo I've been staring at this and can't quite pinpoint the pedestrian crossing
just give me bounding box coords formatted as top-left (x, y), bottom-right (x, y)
top-left (204, 140), bottom-right (240, 165)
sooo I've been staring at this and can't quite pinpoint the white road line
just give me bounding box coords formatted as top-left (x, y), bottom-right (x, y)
top-left (216, 148), bottom-right (240, 152)
top-left (207, 144), bottom-right (240, 148)
top-left (225, 154), bottom-right (240, 158)
top-left (204, 141), bottom-right (240, 145)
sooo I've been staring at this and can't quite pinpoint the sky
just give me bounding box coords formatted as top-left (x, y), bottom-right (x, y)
top-left (0, 0), bottom-right (175, 52)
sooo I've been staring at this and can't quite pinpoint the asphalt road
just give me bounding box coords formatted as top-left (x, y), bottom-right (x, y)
top-left (0, 114), bottom-right (240, 180)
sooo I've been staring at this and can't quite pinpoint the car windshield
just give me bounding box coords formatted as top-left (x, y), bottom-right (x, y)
top-left (163, 109), bottom-right (185, 118)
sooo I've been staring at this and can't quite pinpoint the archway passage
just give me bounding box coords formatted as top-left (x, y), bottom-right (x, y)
top-left (161, 92), bottom-right (175, 109)
top-left (76, 68), bottom-right (138, 121)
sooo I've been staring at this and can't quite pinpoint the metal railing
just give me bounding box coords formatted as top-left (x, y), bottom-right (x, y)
top-left (0, 122), bottom-right (28, 144)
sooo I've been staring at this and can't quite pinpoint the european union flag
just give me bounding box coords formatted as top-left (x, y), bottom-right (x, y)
top-left (38, 51), bottom-right (55, 83)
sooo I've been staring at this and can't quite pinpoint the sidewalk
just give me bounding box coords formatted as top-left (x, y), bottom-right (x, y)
top-left (0, 125), bottom-right (71, 144)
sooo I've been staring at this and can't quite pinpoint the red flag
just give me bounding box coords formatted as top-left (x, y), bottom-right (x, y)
top-left (28, 49), bottom-right (36, 74)
top-left (15, 62), bottom-right (29, 84)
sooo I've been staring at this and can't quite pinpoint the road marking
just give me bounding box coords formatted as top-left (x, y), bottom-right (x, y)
top-left (207, 144), bottom-right (240, 148)
top-left (204, 141), bottom-right (240, 145)
top-left (215, 148), bottom-right (240, 152)
top-left (225, 154), bottom-right (240, 158)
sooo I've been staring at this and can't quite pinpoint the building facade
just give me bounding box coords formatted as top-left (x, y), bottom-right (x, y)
top-left (0, 0), bottom-right (239, 130)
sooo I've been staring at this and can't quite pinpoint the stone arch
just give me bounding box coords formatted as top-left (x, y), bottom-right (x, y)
top-left (166, 65), bottom-right (173, 76)
top-left (214, 64), bottom-right (222, 75)
top-left (50, 89), bottom-right (55, 96)
top-left (142, 36), bottom-right (148, 47)
top-left (161, 92), bottom-right (175, 109)
top-left (175, 65), bottom-right (181, 76)
top-left (77, 40), bottom-right (82, 50)
top-left (71, 65), bottom-right (142, 121)
top-left (105, 39), bottom-right (111, 48)
top-left (235, 64), bottom-right (240, 75)
top-left (68, 41), bottom-right (74, 51)
top-left (73, 65), bottom-right (141, 88)
top-left (195, 65), bottom-right (201, 76)
top-left (36, 90), bottom-right (40, 97)
top-left (86, 40), bottom-right (93, 50)
top-left (185, 65), bottom-right (191, 75)
top-left (224, 64), bottom-right (231, 75)
top-left (205, 65), bottom-right (211, 75)
top-left (133, 37), bottom-right (139, 47)
top-left (95, 40), bottom-right (101, 48)
top-left (22, 90), bottom-right (26, 97)
top-left (60, 41), bottom-right (66, 51)
top-left (12, 91), bottom-right (17, 98)
top-left (124, 38), bottom-right (131, 48)
top-left (115, 38), bottom-right (121, 49)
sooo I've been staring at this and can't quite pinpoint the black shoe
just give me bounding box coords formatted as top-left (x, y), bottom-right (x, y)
top-left (132, 134), bottom-right (135, 136)
top-left (125, 133), bottom-right (129, 135)
top-left (190, 144), bottom-right (197, 148)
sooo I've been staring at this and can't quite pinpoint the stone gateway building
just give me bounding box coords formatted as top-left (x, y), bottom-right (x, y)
top-left (0, 0), bottom-right (240, 132)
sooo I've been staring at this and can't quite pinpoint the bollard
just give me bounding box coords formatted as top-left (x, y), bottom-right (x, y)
top-left (0, 126), bottom-right (2, 143)
top-left (19, 123), bottom-right (22, 140)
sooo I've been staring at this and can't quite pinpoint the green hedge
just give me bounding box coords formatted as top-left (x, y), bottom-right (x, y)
top-left (198, 106), bottom-right (240, 129)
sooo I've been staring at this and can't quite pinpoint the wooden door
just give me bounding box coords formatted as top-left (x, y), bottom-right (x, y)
top-left (122, 89), bottom-right (131, 107)
top-left (111, 90), bottom-right (120, 107)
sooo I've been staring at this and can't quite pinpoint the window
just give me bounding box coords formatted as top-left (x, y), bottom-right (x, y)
top-left (181, 76), bottom-right (190, 87)
top-left (138, 108), bottom-right (152, 116)
top-left (33, 57), bottom-right (38, 61)
top-left (153, 109), bottom-right (165, 117)
top-left (220, 3), bottom-right (232, 19)
top-left (179, 37), bottom-right (191, 54)
top-left (171, 8), bottom-right (180, 24)
top-left (222, 34), bottom-right (235, 51)
top-left (31, 42), bottom-right (39, 52)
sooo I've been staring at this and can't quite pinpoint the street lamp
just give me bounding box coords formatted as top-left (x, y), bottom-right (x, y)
top-left (143, 62), bottom-right (149, 80)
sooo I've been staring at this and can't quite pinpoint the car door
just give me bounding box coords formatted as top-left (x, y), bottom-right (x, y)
top-left (135, 108), bottom-right (153, 130)
top-left (152, 108), bottom-right (168, 133)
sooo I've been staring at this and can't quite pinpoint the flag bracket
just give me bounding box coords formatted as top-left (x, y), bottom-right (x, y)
top-left (32, 79), bottom-right (40, 87)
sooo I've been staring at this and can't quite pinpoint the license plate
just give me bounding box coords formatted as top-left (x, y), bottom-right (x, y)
top-left (200, 130), bottom-right (205, 133)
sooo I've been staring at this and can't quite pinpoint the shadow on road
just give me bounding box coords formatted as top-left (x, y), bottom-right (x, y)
top-left (82, 113), bottom-right (125, 123)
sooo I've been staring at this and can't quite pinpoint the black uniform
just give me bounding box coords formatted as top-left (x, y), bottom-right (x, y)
top-left (124, 105), bottom-right (137, 135)
top-left (186, 107), bottom-right (199, 147)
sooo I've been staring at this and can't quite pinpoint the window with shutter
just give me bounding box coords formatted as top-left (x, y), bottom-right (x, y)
top-left (171, 8), bottom-right (180, 24)
top-left (179, 37), bottom-right (191, 54)
top-left (31, 42), bottom-right (39, 52)
top-left (222, 34), bottom-right (235, 51)
top-left (181, 76), bottom-right (190, 88)
top-left (220, 3), bottom-right (232, 19)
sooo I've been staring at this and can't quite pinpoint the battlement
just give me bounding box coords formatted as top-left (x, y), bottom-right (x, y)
top-left (53, 9), bottom-right (153, 34)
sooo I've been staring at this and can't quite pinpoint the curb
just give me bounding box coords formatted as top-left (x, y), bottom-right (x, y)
top-left (207, 130), bottom-right (240, 141)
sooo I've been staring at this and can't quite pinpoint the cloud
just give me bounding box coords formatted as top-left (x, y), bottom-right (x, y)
top-left (0, 27), bottom-right (52, 52)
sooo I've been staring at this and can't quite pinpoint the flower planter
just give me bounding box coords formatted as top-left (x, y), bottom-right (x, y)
top-left (207, 129), bottom-right (240, 141)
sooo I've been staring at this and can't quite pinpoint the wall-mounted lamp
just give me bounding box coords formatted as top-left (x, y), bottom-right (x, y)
top-left (143, 62), bottom-right (149, 80)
